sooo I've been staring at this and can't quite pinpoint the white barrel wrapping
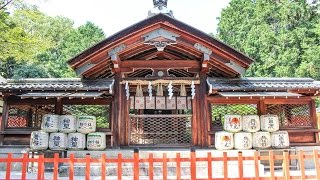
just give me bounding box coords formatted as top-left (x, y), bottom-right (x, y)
top-left (59, 115), bottom-right (77, 133)
top-left (242, 115), bottom-right (260, 132)
top-left (215, 131), bottom-right (234, 150)
top-left (271, 131), bottom-right (290, 149)
top-left (41, 114), bottom-right (59, 132)
top-left (68, 133), bottom-right (86, 150)
top-left (260, 115), bottom-right (279, 132)
top-left (77, 116), bottom-right (96, 134)
top-left (224, 115), bottom-right (242, 133)
top-left (253, 131), bottom-right (271, 149)
top-left (87, 132), bottom-right (106, 150)
top-left (30, 131), bottom-right (49, 150)
top-left (49, 133), bottom-right (68, 150)
top-left (234, 132), bottom-right (253, 150)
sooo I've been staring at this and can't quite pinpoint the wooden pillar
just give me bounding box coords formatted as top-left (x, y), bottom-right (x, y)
top-left (120, 84), bottom-right (129, 146)
top-left (112, 73), bottom-right (122, 147)
top-left (55, 98), bottom-right (63, 115)
top-left (199, 73), bottom-right (209, 147)
top-left (191, 85), bottom-right (200, 146)
top-left (0, 97), bottom-right (8, 145)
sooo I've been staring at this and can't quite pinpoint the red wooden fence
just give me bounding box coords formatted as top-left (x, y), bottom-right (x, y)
top-left (0, 149), bottom-right (319, 180)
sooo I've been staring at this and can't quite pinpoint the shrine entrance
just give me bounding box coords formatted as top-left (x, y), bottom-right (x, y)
top-left (129, 96), bottom-right (192, 146)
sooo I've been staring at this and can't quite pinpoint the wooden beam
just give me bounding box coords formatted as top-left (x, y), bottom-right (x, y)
top-left (121, 60), bottom-right (200, 69)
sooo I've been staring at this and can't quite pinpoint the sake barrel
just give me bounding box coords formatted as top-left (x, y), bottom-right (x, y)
top-left (87, 132), bottom-right (106, 150)
top-left (59, 115), bottom-right (77, 133)
top-left (30, 131), bottom-right (49, 150)
top-left (260, 115), bottom-right (279, 132)
top-left (242, 115), bottom-right (260, 132)
top-left (271, 131), bottom-right (290, 149)
top-left (224, 115), bottom-right (242, 133)
top-left (77, 116), bottom-right (96, 134)
top-left (41, 114), bottom-right (59, 132)
top-left (68, 133), bottom-right (86, 150)
top-left (49, 133), bottom-right (68, 150)
top-left (215, 131), bottom-right (234, 150)
top-left (234, 132), bottom-right (253, 150)
top-left (253, 131), bottom-right (271, 149)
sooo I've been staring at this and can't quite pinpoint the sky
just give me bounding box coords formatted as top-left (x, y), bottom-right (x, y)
top-left (25, 0), bottom-right (231, 36)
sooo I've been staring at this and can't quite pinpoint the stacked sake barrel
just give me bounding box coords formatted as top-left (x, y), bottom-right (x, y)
top-left (30, 114), bottom-right (106, 151)
top-left (215, 114), bottom-right (290, 150)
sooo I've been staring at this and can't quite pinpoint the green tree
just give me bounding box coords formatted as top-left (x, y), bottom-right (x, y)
top-left (217, 0), bottom-right (320, 78)
top-left (1, 2), bottom-right (106, 79)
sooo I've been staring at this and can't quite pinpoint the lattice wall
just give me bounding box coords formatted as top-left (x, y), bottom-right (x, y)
top-left (63, 105), bottom-right (111, 129)
top-left (7, 105), bottom-right (55, 128)
top-left (266, 104), bottom-right (312, 127)
top-left (211, 104), bottom-right (258, 129)
top-left (130, 114), bottom-right (192, 145)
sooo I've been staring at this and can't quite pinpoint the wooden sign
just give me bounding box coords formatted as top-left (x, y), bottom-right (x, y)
top-left (135, 97), bottom-right (145, 109)
top-left (166, 97), bottom-right (176, 110)
top-left (146, 97), bottom-right (155, 109)
top-left (177, 97), bottom-right (187, 110)
top-left (156, 97), bottom-right (166, 109)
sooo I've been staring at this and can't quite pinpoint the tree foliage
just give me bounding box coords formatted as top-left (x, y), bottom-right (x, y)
top-left (0, 1), bottom-right (105, 78)
top-left (217, 0), bottom-right (320, 78)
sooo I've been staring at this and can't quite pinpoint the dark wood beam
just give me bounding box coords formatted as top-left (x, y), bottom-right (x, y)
top-left (121, 60), bottom-right (200, 69)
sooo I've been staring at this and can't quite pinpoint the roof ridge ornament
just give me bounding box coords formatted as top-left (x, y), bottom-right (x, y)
top-left (148, 0), bottom-right (174, 18)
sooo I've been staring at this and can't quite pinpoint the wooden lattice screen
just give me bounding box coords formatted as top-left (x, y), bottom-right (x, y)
top-left (7, 104), bottom-right (55, 128)
top-left (266, 104), bottom-right (312, 128)
top-left (62, 104), bottom-right (111, 129)
top-left (129, 114), bottom-right (192, 145)
top-left (211, 104), bottom-right (258, 129)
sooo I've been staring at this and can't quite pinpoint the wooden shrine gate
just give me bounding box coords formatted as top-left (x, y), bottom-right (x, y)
top-left (129, 114), bottom-right (192, 146)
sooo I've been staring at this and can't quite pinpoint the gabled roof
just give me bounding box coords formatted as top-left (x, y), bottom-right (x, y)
top-left (68, 13), bottom-right (254, 78)
top-left (207, 77), bottom-right (320, 92)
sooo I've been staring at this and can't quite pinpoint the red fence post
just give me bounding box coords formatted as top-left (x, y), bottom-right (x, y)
top-left (163, 153), bottom-right (168, 180)
top-left (176, 153), bottom-right (181, 180)
top-left (86, 153), bottom-right (91, 180)
top-left (313, 150), bottom-right (320, 180)
top-left (53, 153), bottom-right (59, 180)
top-left (101, 154), bottom-right (106, 180)
top-left (5, 153), bottom-right (12, 180)
top-left (149, 153), bottom-right (154, 180)
top-left (117, 153), bottom-right (122, 180)
top-left (283, 150), bottom-right (290, 180)
top-left (207, 152), bottom-right (212, 180)
top-left (253, 151), bottom-right (259, 180)
top-left (69, 153), bottom-right (74, 180)
top-left (37, 154), bottom-right (45, 180)
top-left (21, 153), bottom-right (28, 180)
top-left (134, 148), bottom-right (139, 180)
top-left (269, 150), bottom-right (275, 179)
top-left (298, 150), bottom-right (306, 180)
top-left (223, 151), bottom-right (228, 180)
top-left (190, 148), bottom-right (196, 180)
top-left (237, 151), bottom-right (243, 179)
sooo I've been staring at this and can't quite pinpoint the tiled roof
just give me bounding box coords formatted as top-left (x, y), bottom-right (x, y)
top-left (207, 77), bottom-right (320, 92)
top-left (0, 78), bottom-right (114, 92)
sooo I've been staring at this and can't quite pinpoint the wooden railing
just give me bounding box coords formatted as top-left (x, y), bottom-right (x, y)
top-left (0, 149), bottom-right (320, 180)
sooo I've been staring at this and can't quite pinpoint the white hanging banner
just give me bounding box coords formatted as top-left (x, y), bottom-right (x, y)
top-left (191, 81), bottom-right (196, 99)
top-left (148, 81), bottom-right (153, 100)
top-left (125, 81), bottom-right (130, 100)
top-left (168, 81), bottom-right (173, 99)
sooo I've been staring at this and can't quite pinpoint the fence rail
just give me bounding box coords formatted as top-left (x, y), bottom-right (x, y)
top-left (0, 149), bottom-right (320, 180)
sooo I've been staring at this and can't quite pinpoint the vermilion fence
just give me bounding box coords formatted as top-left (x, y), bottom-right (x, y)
top-left (0, 149), bottom-right (320, 180)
